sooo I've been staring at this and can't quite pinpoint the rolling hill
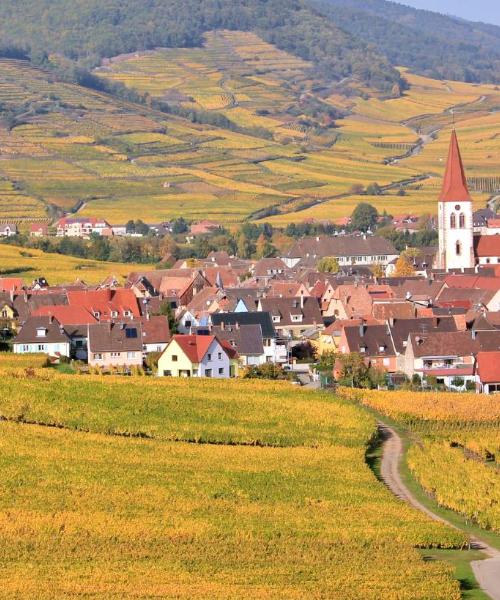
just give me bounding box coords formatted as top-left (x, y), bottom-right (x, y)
top-left (310, 0), bottom-right (500, 83)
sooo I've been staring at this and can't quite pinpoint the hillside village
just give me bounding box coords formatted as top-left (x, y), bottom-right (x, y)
top-left (1, 131), bottom-right (499, 393)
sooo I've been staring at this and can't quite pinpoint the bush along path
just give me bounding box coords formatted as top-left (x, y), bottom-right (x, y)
top-left (378, 422), bottom-right (500, 600)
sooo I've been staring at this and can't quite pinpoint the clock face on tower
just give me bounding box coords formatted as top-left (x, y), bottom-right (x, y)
top-left (455, 205), bottom-right (461, 210)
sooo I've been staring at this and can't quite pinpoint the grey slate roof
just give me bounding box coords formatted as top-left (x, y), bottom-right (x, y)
top-left (211, 311), bottom-right (276, 339)
top-left (212, 324), bottom-right (264, 356)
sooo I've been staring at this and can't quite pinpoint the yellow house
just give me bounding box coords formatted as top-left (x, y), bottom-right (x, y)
top-left (0, 302), bottom-right (18, 332)
top-left (311, 322), bottom-right (342, 356)
top-left (157, 334), bottom-right (238, 378)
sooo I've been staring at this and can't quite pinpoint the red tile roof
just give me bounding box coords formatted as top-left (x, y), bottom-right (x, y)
top-left (474, 235), bottom-right (500, 258)
top-left (477, 351), bottom-right (500, 383)
top-left (0, 278), bottom-right (23, 293)
top-left (439, 130), bottom-right (472, 203)
top-left (171, 334), bottom-right (236, 363)
top-left (67, 289), bottom-right (140, 320)
top-left (33, 305), bottom-right (97, 325)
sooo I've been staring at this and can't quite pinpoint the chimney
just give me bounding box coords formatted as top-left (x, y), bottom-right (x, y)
top-left (220, 321), bottom-right (225, 331)
top-left (471, 329), bottom-right (477, 340)
top-left (300, 291), bottom-right (304, 309)
top-left (359, 322), bottom-right (366, 337)
top-left (388, 317), bottom-right (395, 327)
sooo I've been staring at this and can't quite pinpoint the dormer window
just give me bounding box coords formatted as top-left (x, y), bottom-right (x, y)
top-left (123, 310), bottom-right (131, 317)
top-left (111, 310), bottom-right (118, 318)
top-left (378, 344), bottom-right (386, 352)
top-left (272, 315), bottom-right (281, 323)
top-left (93, 311), bottom-right (100, 319)
top-left (291, 314), bottom-right (303, 323)
top-left (360, 345), bottom-right (367, 353)
top-left (36, 327), bottom-right (47, 338)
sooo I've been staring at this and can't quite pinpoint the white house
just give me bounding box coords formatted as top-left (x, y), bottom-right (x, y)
top-left (13, 316), bottom-right (71, 357)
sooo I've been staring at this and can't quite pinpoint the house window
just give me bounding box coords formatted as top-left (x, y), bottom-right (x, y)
top-left (456, 241), bottom-right (461, 256)
top-left (272, 316), bottom-right (280, 323)
top-left (22, 345), bottom-right (29, 352)
top-left (172, 355), bottom-right (178, 362)
top-left (185, 320), bottom-right (192, 328)
top-left (36, 328), bottom-right (47, 338)
top-left (111, 352), bottom-right (120, 358)
top-left (127, 352), bottom-right (136, 359)
top-left (459, 213), bottom-right (465, 228)
top-left (291, 315), bottom-right (303, 322)
top-left (123, 310), bottom-right (131, 317)
top-left (205, 368), bottom-right (212, 378)
top-left (111, 311), bottom-right (118, 318)
top-left (218, 367), bottom-right (224, 375)
top-left (37, 344), bottom-right (46, 352)
top-left (218, 352), bottom-right (222, 360)
top-left (207, 353), bottom-right (212, 361)
top-left (360, 346), bottom-right (367, 353)
top-left (1, 309), bottom-right (7, 318)
top-left (163, 370), bottom-right (172, 376)
top-left (94, 353), bottom-right (103, 360)
top-left (93, 311), bottom-right (100, 319)
top-left (450, 213), bottom-right (456, 228)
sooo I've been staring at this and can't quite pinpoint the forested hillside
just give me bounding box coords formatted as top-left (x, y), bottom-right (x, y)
top-left (311, 0), bottom-right (500, 83)
top-left (0, 0), bottom-right (401, 92)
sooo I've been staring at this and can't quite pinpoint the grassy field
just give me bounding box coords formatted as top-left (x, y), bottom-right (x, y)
top-left (0, 372), bottom-right (469, 598)
top-left (341, 388), bottom-right (500, 535)
top-left (0, 244), bottom-right (151, 285)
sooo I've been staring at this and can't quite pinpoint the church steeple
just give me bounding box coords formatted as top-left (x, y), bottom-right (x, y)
top-left (439, 129), bottom-right (472, 202)
top-left (437, 129), bottom-right (475, 271)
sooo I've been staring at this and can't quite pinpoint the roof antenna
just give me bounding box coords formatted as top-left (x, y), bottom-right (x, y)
top-left (451, 108), bottom-right (455, 130)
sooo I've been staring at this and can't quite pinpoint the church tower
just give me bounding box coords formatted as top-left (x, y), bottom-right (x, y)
top-left (437, 130), bottom-right (475, 271)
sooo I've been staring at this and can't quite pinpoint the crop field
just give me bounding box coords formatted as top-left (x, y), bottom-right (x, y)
top-left (0, 244), bottom-right (151, 285)
top-left (0, 373), bottom-right (468, 598)
top-left (0, 33), bottom-right (498, 227)
top-left (341, 388), bottom-right (500, 534)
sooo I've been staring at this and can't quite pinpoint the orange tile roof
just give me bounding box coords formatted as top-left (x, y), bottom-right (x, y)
top-left (477, 351), bottom-right (500, 383)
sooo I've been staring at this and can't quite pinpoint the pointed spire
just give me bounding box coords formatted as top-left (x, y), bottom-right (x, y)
top-left (439, 129), bottom-right (472, 202)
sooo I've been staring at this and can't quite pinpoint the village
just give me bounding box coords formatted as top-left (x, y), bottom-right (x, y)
top-left (0, 132), bottom-right (499, 393)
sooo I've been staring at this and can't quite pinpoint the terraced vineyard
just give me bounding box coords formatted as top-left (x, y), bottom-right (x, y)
top-left (0, 31), bottom-right (499, 226)
top-left (341, 388), bottom-right (500, 534)
top-left (0, 371), bottom-right (468, 598)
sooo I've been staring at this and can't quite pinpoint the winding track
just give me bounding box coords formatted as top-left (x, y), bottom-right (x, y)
top-left (378, 422), bottom-right (500, 600)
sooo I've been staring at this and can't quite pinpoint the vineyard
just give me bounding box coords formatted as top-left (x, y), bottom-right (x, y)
top-left (340, 388), bottom-right (500, 534)
top-left (0, 244), bottom-right (151, 285)
top-left (0, 32), bottom-right (498, 227)
top-left (0, 372), bottom-right (468, 598)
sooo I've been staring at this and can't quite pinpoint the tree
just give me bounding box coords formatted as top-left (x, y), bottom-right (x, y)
top-left (366, 182), bottom-right (382, 196)
top-left (171, 217), bottom-right (188, 234)
top-left (158, 302), bottom-right (177, 334)
top-left (371, 263), bottom-right (385, 279)
top-left (392, 255), bottom-right (416, 277)
top-left (317, 256), bottom-right (340, 273)
top-left (351, 202), bottom-right (378, 232)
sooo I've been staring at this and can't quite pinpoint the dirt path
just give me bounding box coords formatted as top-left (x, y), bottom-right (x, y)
top-left (378, 422), bottom-right (500, 600)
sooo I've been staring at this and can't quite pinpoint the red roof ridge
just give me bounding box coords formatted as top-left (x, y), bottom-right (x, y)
top-left (439, 130), bottom-right (472, 203)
